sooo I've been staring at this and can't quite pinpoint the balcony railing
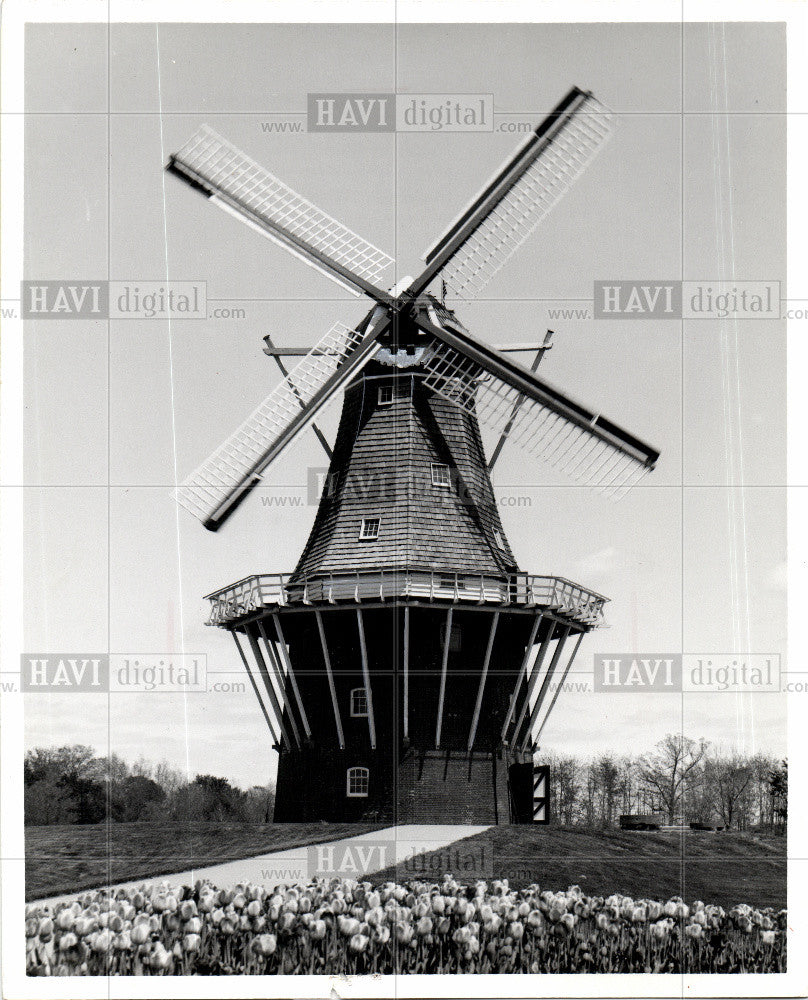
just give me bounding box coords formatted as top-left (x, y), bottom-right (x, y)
top-left (204, 568), bottom-right (608, 628)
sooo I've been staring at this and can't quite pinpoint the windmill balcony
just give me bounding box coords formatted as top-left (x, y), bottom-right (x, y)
top-left (204, 568), bottom-right (608, 629)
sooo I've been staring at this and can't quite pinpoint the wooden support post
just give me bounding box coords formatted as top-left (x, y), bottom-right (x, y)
top-left (488, 333), bottom-right (552, 472)
top-left (264, 333), bottom-right (332, 460)
top-left (231, 631), bottom-right (278, 745)
top-left (511, 620), bottom-right (557, 747)
top-left (435, 607), bottom-right (453, 749)
top-left (315, 610), bottom-right (345, 749)
top-left (501, 613), bottom-right (543, 742)
top-left (468, 612), bottom-right (500, 751)
top-left (520, 625), bottom-right (572, 752)
top-left (272, 614), bottom-right (312, 740)
top-left (256, 619), bottom-right (301, 746)
top-left (403, 606), bottom-right (410, 741)
top-left (355, 609), bottom-right (377, 749)
top-left (534, 631), bottom-right (586, 745)
top-left (246, 626), bottom-right (296, 748)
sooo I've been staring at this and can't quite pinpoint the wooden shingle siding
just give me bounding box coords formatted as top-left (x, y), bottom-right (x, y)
top-left (290, 361), bottom-right (519, 583)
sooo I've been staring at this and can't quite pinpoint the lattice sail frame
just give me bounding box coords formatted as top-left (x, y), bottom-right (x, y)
top-left (168, 91), bottom-right (657, 527)
top-left (171, 125), bottom-right (394, 291)
top-left (419, 339), bottom-right (650, 497)
top-left (177, 323), bottom-right (378, 522)
top-left (436, 96), bottom-right (614, 300)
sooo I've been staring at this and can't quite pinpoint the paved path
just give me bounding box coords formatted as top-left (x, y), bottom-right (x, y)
top-left (33, 824), bottom-right (490, 908)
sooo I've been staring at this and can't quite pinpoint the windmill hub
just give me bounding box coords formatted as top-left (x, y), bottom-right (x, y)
top-left (373, 345), bottom-right (429, 368)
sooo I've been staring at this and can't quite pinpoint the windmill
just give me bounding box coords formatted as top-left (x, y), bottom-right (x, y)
top-left (168, 87), bottom-right (659, 824)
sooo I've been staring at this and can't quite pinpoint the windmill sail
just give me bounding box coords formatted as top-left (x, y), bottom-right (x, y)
top-left (419, 88), bottom-right (614, 301)
top-left (177, 321), bottom-right (383, 529)
top-left (169, 125), bottom-right (394, 299)
top-left (417, 307), bottom-right (658, 496)
top-left (169, 88), bottom-right (657, 527)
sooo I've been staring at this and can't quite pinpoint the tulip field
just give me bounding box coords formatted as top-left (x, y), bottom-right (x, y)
top-left (26, 875), bottom-right (786, 976)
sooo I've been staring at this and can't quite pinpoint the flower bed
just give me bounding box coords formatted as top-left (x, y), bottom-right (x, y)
top-left (26, 877), bottom-right (786, 975)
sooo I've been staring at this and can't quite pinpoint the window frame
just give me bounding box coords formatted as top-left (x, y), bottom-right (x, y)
top-left (430, 462), bottom-right (452, 488)
top-left (359, 517), bottom-right (380, 541)
top-left (350, 686), bottom-right (368, 718)
top-left (377, 385), bottom-right (394, 406)
top-left (346, 766), bottom-right (369, 798)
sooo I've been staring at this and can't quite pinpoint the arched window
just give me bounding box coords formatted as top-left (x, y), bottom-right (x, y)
top-left (346, 766), bottom-right (369, 797)
top-left (350, 687), bottom-right (368, 717)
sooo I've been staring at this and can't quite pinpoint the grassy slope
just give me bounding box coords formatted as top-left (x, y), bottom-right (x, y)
top-left (27, 823), bottom-right (787, 909)
top-left (25, 822), bottom-right (380, 901)
top-left (371, 826), bottom-right (787, 910)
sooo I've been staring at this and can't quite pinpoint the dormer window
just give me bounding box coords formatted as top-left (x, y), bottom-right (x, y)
top-left (377, 385), bottom-right (393, 406)
top-left (324, 472), bottom-right (338, 498)
top-left (493, 529), bottom-right (506, 551)
top-left (431, 463), bottom-right (451, 488)
top-left (359, 517), bottom-right (380, 541)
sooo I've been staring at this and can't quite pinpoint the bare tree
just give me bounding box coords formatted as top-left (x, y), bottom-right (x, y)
top-left (552, 756), bottom-right (581, 825)
top-left (617, 757), bottom-right (637, 815)
top-left (682, 761), bottom-right (714, 826)
top-left (705, 754), bottom-right (753, 829)
top-left (769, 760), bottom-right (787, 834)
top-left (596, 756), bottom-right (620, 827)
top-left (582, 766), bottom-right (598, 827)
top-left (153, 759), bottom-right (187, 797)
top-left (638, 734), bottom-right (708, 824)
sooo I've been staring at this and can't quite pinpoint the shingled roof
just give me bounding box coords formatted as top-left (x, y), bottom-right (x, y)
top-left (290, 357), bottom-right (520, 582)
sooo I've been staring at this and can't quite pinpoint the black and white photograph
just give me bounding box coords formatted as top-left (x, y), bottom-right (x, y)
top-left (0, 1), bottom-right (804, 996)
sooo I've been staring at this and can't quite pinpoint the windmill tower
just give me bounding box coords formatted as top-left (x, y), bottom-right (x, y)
top-left (168, 88), bottom-right (659, 823)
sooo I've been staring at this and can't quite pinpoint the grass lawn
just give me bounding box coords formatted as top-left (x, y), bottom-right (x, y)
top-left (25, 822), bottom-right (380, 901)
top-left (371, 826), bottom-right (787, 910)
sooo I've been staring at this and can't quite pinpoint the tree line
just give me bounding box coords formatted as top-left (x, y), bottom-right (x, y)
top-left (24, 736), bottom-right (787, 830)
top-left (544, 734), bottom-right (787, 832)
top-left (24, 746), bottom-right (274, 825)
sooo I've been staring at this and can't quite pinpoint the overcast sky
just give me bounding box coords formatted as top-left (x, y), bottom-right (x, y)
top-left (23, 21), bottom-right (787, 788)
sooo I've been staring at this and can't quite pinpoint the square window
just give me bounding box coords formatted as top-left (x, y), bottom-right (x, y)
top-left (377, 385), bottom-right (393, 406)
top-left (431, 463), bottom-right (451, 488)
top-left (359, 517), bottom-right (380, 541)
top-left (350, 687), bottom-right (368, 717)
top-left (347, 767), bottom-right (369, 797)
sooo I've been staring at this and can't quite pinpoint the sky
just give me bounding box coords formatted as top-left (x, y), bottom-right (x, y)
top-left (22, 21), bottom-right (787, 788)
